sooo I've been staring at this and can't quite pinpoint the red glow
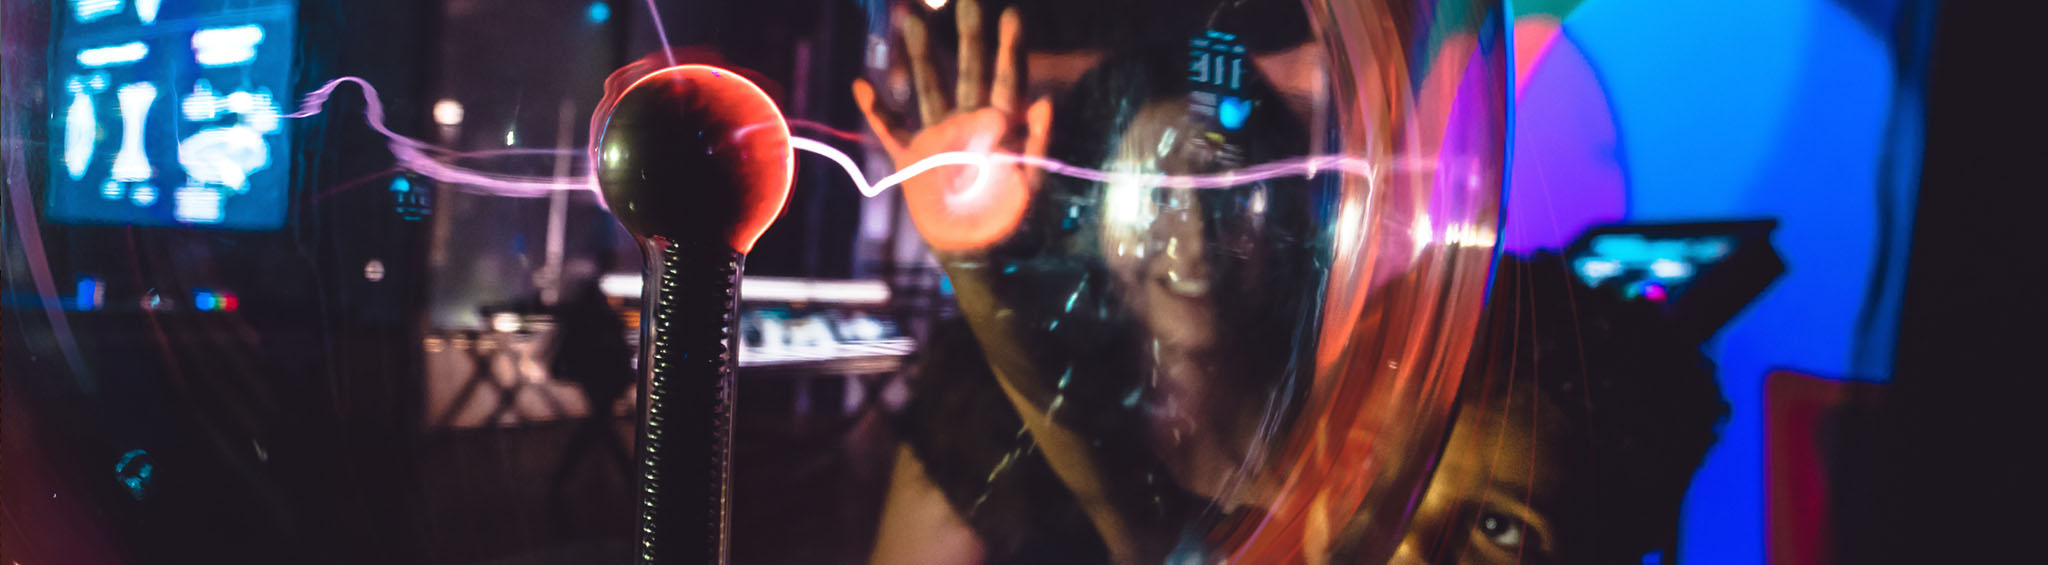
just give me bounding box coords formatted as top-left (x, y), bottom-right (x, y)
top-left (596, 63), bottom-right (794, 253)
top-left (900, 109), bottom-right (1035, 252)
top-left (219, 294), bottom-right (239, 312)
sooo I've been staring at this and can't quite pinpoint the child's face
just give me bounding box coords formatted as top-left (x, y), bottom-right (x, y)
top-left (1096, 99), bottom-right (1277, 357)
top-left (1392, 385), bottom-right (1576, 565)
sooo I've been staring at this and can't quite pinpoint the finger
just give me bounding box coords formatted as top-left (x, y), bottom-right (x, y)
top-left (899, 7), bottom-right (950, 126)
top-left (955, 0), bottom-right (987, 109)
top-left (989, 7), bottom-right (1023, 114)
top-left (851, 79), bottom-right (909, 162)
top-left (1020, 96), bottom-right (1054, 187)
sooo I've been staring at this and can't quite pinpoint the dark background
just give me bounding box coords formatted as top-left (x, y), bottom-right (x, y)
top-left (1876, 2), bottom-right (2041, 563)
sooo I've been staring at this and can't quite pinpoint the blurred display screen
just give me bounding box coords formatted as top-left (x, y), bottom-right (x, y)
top-left (46, 0), bottom-right (296, 230)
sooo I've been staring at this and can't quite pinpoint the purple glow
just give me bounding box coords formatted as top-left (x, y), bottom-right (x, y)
top-left (1644, 282), bottom-right (1669, 302)
top-left (290, 77), bottom-right (1398, 202)
top-left (1505, 32), bottom-right (1627, 254)
top-left (643, 0), bottom-right (678, 67)
top-left (287, 77), bottom-right (591, 198)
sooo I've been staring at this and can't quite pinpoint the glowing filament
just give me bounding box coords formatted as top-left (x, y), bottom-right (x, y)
top-left (286, 76), bottom-right (1390, 216)
top-left (136, 0), bottom-right (160, 24)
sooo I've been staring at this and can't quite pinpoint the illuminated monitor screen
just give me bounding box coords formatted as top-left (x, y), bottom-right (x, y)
top-left (46, 0), bottom-right (297, 230)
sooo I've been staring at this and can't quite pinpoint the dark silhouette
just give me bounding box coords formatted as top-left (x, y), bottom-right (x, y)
top-left (546, 253), bottom-right (637, 529)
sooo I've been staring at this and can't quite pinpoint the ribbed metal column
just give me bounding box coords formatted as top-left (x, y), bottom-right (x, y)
top-left (636, 238), bottom-right (739, 565)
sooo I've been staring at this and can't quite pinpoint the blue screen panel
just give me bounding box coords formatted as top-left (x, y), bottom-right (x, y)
top-left (47, 0), bottom-right (298, 230)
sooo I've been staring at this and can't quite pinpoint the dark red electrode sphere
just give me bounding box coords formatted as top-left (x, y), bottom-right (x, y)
top-left (594, 65), bottom-right (794, 252)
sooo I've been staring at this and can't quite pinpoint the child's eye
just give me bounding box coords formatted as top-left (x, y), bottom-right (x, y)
top-left (1476, 511), bottom-right (1528, 550)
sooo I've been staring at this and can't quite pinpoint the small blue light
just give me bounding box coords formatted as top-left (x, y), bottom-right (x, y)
top-left (193, 290), bottom-right (217, 311)
top-left (587, 1), bottom-right (612, 24)
top-left (389, 177), bottom-right (411, 193)
top-left (1218, 96), bottom-right (1252, 131)
top-left (76, 277), bottom-right (101, 311)
top-left (114, 449), bottom-right (155, 501)
top-left (1641, 550), bottom-right (1664, 565)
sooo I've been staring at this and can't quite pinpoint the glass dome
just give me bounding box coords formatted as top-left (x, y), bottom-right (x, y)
top-left (843, 1), bottom-right (1506, 562)
top-left (2, 0), bottom-right (1505, 563)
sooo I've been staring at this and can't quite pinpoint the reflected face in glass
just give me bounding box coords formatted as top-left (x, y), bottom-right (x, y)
top-left (1091, 96), bottom-right (1298, 497)
top-left (1096, 99), bottom-right (1273, 357)
top-left (1104, 187), bottom-right (1220, 352)
top-left (1394, 385), bottom-right (1571, 565)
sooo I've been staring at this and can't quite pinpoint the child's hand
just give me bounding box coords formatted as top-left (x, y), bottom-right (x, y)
top-left (852, 0), bottom-right (1052, 252)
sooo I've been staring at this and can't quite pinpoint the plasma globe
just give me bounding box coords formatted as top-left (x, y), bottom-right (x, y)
top-left (286, 76), bottom-right (1387, 202)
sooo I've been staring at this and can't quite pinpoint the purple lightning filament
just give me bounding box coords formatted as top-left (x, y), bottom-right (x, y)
top-left (289, 76), bottom-right (1390, 202)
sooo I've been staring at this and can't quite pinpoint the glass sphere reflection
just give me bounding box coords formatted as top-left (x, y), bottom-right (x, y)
top-left (863, 0), bottom-right (1509, 562)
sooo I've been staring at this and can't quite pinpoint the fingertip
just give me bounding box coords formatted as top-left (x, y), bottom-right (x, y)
top-left (852, 79), bottom-right (874, 105)
top-left (901, 11), bottom-right (927, 45)
top-left (1000, 6), bottom-right (1022, 37)
top-left (1026, 97), bottom-right (1053, 130)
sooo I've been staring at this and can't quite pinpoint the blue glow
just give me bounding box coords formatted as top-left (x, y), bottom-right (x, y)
top-left (179, 125), bottom-right (273, 192)
top-left (587, 1), bottom-right (612, 24)
top-left (63, 78), bottom-right (100, 180)
top-left (76, 277), bottom-right (101, 311)
top-left (183, 80), bottom-right (222, 121)
top-left (113, 449), bottom-right (154, 501)
top-left (1642, 550), bottom-right (1665, 565)
top-left (1649, 258), bottom-right (1693, 279)
top-left (73, 0), bottom-right (120, 23)
top-left (1566, 1), bottom-right (1905, 562)
top-left (174, 184), bottom-right (226, 224)
top-left (193, 289), bottom-right (218, 311)
top-left (110, 82), bottom-right (158, 185)
top-left (76, 42), bottom-right (149, 68)
top-left (1575, 234), bottom-right (1722, 288)
top-left (391, 177), bottom-right (430, 220)
top-left (192, 24), bottom-right (265, 67)
top-left (1576, 257), bottom-right (1622, 286)
top-left (48, 0), bottom-right (297, 230)
top-left (1217, 96), bottom-right (1251, 131)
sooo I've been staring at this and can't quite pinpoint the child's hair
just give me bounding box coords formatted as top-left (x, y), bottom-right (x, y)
top-left (1470, 252), bottom-right (1730, 562)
